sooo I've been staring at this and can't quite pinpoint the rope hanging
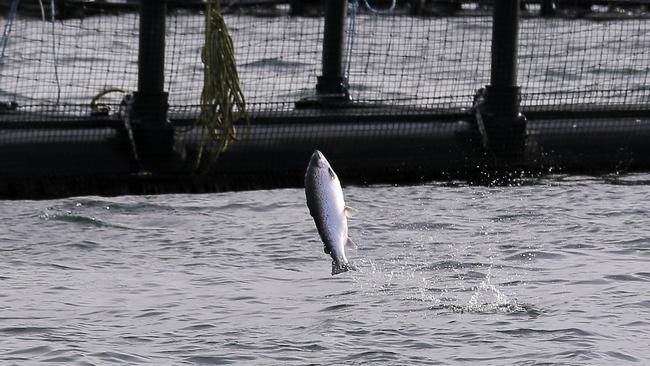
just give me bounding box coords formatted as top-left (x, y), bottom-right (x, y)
top-left (345, 0), bottom-right (396, 81)
top-left (196, 0), bottom-right (248, 170)
top-left (362, 0), bottom-right (396, 14)
top-left (0, 0), bottom-right (19, 67)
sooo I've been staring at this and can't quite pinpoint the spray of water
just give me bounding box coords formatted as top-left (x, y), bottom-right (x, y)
top-left (348, 244), bottom-right (526, 315)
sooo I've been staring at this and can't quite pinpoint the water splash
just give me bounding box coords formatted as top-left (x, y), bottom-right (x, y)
top-left (350, 256), bottom-right (528, 315)
top-left (466, 268), bottom-right (517, 313)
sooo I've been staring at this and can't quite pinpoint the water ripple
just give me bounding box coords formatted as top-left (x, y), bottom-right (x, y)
top-left (2, 174), bottom-right (650, 364)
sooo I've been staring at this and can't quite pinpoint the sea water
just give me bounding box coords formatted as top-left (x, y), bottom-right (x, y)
top-left (1, 174), bottom-right (649, 365)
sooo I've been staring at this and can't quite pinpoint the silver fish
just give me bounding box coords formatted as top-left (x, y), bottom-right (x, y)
top-left (305, 150), bottom-right (357, 275)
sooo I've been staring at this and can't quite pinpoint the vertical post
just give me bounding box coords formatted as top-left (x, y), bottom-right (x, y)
top-left (481, 0), bottom-right (526, 159)
top-left (540, 0), bottom-right (555, 17)
top-left (316, 0), bottom-right (350, 101)
top-left (133, 0), bottom-right (173, 171)
top-left (137, 0), bottom-right (165, 100)
top-left (290, 0), bottom-right (321, 16)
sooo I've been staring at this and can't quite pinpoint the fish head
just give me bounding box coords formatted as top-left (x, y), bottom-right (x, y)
top-left (309, 150), bottom-right (329, 169)
top-left (308, 150), bottom-right (339, 181)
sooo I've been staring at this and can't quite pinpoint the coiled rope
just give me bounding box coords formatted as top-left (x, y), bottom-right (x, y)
top-left (362, 0), bottom-right (397, 14)
top-left (90, 87), bottom-right (126, 115)
top-left (36, 0), bottom-right (61, 104)
top-left (0, 0), bottom-right (19, 67)
top-left (196, 0), bottom-right (248, 171)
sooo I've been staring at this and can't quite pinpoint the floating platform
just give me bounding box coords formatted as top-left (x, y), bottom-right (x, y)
top-left (1, 105), bottom-right (650, 198)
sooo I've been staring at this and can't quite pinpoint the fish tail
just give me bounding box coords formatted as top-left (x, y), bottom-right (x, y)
top-left (331, 260), bottom-right (358, 276)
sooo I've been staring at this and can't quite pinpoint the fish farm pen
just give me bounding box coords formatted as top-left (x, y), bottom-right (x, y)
top-left (1, 0), bottom-right (650, 198)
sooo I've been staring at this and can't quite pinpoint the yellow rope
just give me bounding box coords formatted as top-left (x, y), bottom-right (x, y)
top-left (196, 0), bottom-right (248, 171)
top-left (90, 87), bottom-right (126, 115)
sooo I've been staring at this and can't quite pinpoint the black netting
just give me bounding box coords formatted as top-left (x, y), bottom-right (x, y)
top-left (0, 11), bottom-right (139, 114)
top-left (166, 12), bottom-right (324, 114)
top-left (519, 18), bottom-right (650, 108)
top-left (345, 13), bottom-right (492, 110)
top-left (2, 2), bottom-right (649, 117)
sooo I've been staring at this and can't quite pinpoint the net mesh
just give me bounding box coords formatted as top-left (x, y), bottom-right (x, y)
top-left (344, 13), bottom-right (492, 111)
top-left (166, 12), bottom-right (324, 115)
top-left (0, 11), bottom-right (140, 114)
top-left (519, 17), bottom-right (650, 109)
top-left (1, 2), bottom-right (648, 117)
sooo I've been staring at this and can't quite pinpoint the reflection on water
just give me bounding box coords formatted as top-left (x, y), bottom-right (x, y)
top-left (0, 174), bottom-right (649, 364)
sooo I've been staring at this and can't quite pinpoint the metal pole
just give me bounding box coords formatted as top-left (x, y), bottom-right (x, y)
top-left (132, 0), bottom-right (173, 171)
top-left (135, 0), bottom-right (168, 125)
top-left (489, 0), bottom-right (519, 91)
top-left (316, 0), bottom-right (349, 99)
top-left (481, 0), bottom-right (526, 159)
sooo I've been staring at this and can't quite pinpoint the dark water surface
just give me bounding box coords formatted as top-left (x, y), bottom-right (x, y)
top-left (1, 174), bottom-right (649, 365)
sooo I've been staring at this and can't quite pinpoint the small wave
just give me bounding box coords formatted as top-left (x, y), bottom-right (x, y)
top-left (181, 324), bottom-right (216, 331)
top-left (41, 355), bottom-right (83, 363)
top-left (562, 243), bottom-right (600, 250)
top-left (605, 351), bottom-right (640, 363)
top-left (0, 326), bottom-right (52, 335)
top-left (427, 302), bottom-right (537, 316)
top-left (604, 274), bottom-right (646, 282)
top-left (5, 345), bottom-right (52, 355)
top-left (620, 300), bottom-right (650, 309)
top-left (134, 310), bottom-right (168, 319)
top-left (49, 286), bottom-right (75, 291)
top-left (31, 262), bottom-right (83, 271)
top-left (50, 263), bottom-right (83, 271)
top-left (418, 260), bottom-right (489, 271)
top-left (215, 201), bottom-right (297, 213)
top-left (90, 351), bottom-right (149, 363)
top-left (70, 198), bottom-right (174, 213)
top-left (41, 211), bottom-right (163, 231)
top-left (319, 303), bottom-right (355, 312)
top-left (393, 221), bottom-right (456, 231)
top-left (636, 272), bottom-right (650, 279)
top-left (621, 320), bottom-right (650, 327)
top-left (65, 240), bottom-right (100, 250)
top-left (41, 212), bottom-right (134, 230)
top-left (571, 278), bottom-right (610, 285)
top-left (185, 355), bottom-right (256, 365)
top-left (121, 335), bottom-right (155, 343)
top-left (498, 327), bottom-right (597, 338)
top-left (349, 350), bottom-right (400, 361)
top-left (301, 343), bottom-right (327, 352)
top-left (503, 250), bottom-right (565, 261)
top-left (43, 213), bottom-right (104, 227)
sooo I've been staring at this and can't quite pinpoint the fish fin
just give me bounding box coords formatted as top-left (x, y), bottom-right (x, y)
top-left (347, 261), bottom-right (359, 272)
top-left (344, 206), bottom-right (354, 217)
top-left (345, 237), bottom-right (357, 249)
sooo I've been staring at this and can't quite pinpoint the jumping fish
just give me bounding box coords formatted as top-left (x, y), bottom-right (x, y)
top-left (305, 150), bottom-right (357, 275)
